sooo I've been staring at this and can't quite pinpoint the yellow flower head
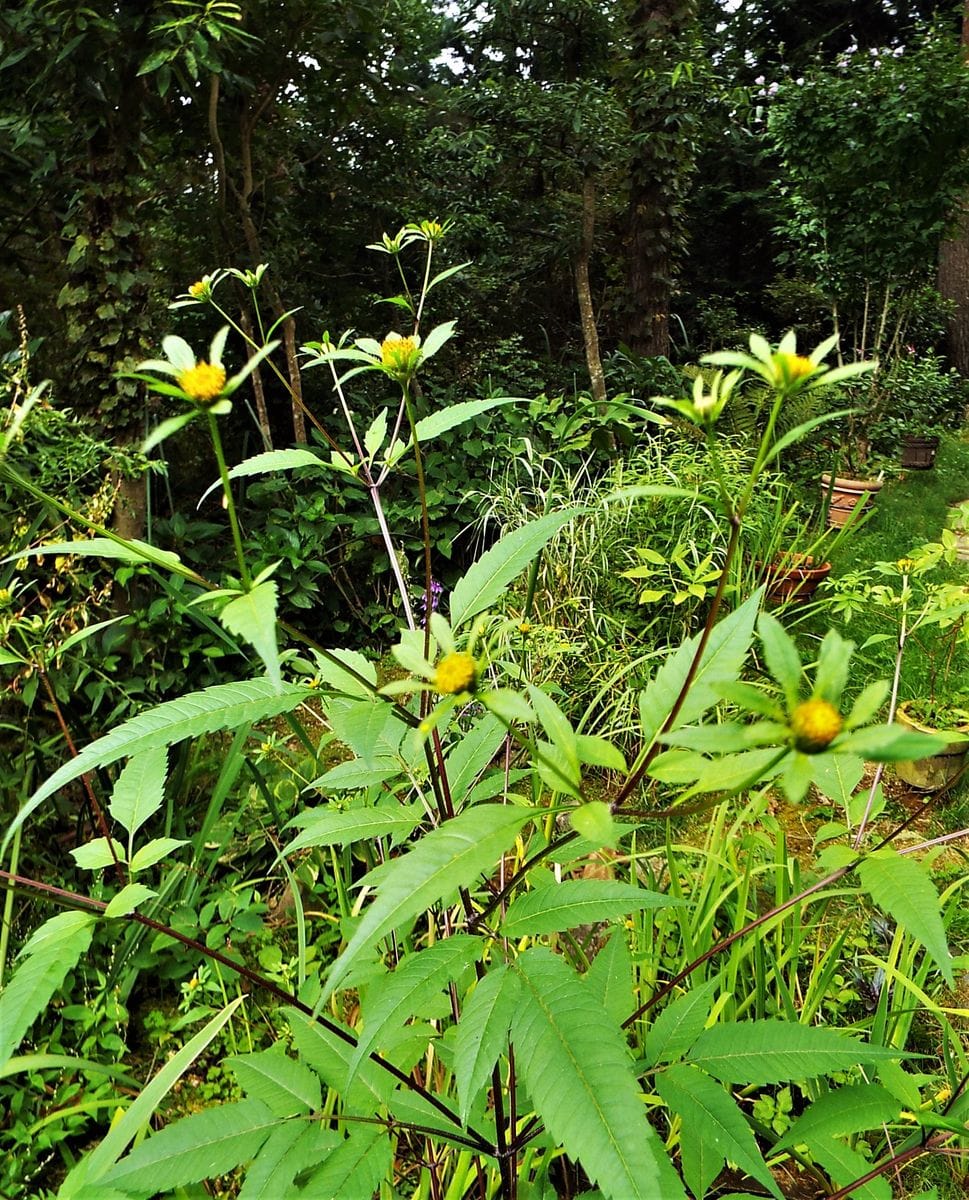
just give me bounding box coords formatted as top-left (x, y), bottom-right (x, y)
top-left (771, 352), bottom-right (816, 386)
top-left (178, 361), bottom-right (227, 404)
top-left (188, 280), bottom-right (208, 299)
top-left (434, 651), bottom-right (478, 696)
top-left (790, 699), bottom-right (843, 753)
top-left (381, 333), bottom-right (420, 377)
top-left (896, 557), bottom-right (915, 573)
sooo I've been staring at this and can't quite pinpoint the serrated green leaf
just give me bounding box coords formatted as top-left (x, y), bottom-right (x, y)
top-left (238, 1124), bottom-right (339, 1199)
top-left (643, 980), bottom-right (719, 1068)
top-left (449, 509), bottom-right (581, 629)
top-left (444, 712), bottom-right (508, 804)
top-left (306, 758), bottom-right (398, 791)
top-left (101, 1099), bottom-right (279, 1192)
top-left (104, 883), bottom-right (157, 918)
top-left (584, 933), bottom-right (634, 1028)
top-left (70, 838), bottom-right (126, 870)
top-left (570, 801), bottom-right (617, 849)
top-left (0, 912), bottom-right (96, 1069)
top-left (297, 1124), bottom-right (391, 1199)
top-left (5, 680), bottom-right (313, 854)
top-left (453, 965), bottom-right (521, 1126)
top-left (809, 752), bottom-right (865, 806)
top-left (858, 850), bottom-right (953, 987)
top-left (402, 398), bottom-right (521, 459)
top-left (500, 881), bottom-right (679, 938)
top-left (283, 803), bottom-right (424, 853)
top-left (656, 1064), bottom-right (781, 1199)
top-left (639, 589), bottom-right (761, 747)
top-left (806, 1137), bottom-right (892, 1200)
top-left (129, 837), bottom-right (188, 873)
top-left (349, 937), bottom-right (482, 1080)
top-left (758, 613), bottom-right (802, 710)
top-left (687, 1021), bottom-right (903, 1084)
top-left (226, 1048), bottom-right (321, 1116)
top-left (511, 948), bottom-right (686, 1200)
top-left (108, 747), bottom-right (168, 841)
top-left (774, 1084), bottom-right (901, 1152)
top-left (220, 580), bottom-right (281, 691)
top-left (322, 804), bottom-right (532, 998)
top-left (198, 448), bottom-right (324, 505)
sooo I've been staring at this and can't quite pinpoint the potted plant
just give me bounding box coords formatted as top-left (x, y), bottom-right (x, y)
top-left (830, 542), bottom-right (969, 792)
top-left (870, 351), bottom-right (967, 471)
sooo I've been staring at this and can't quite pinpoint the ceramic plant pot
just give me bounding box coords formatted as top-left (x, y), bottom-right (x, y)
top-left (819, 474), bottom-right (883, 529)
top-left (900, 434), bottom-right (940, 470)
top-left (894, 704), bottom-right (969, 792)
top-left (762, 554), bottom-right (832, 603)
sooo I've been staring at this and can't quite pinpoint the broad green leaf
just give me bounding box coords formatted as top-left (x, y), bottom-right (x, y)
top-left (806, 1138), bottom-right (892, 1200)
top-left (5, 680), bottom-right (313, 854)
top-left (219, 580), bottom-right (281, 692)
top-left (364, 407), bottom-right (387, 459)
top-left (643, 980), bottom-right (720, 1068)
top-left (444, 712), bottom-right (508, 805)
top-left (449, 509), bottom-right (581, 629)
top-left (313, 647), bottom-right (377, 699)
top-left (349, 937), bottom-right (482, 1080)
top-left (639, 589), bottom-right (761, 747)
top-left (70, 838), bottom-right (126, 870)
top-left (60, 996), bottom-right (245, 1196)
top-left (11, 538), bottom-right (184, 575)
top-left (129, 837), bottom-right (188, 873)
top-left (238, 1124), bottom-right (339, 1199)
top-left (284, 803), bottom-right (424, 853)
top-left (452, 965), bottom-right (521, 1126)
top-left (758, 613), bottom-right (802, 710)
top-left (500, 880), bottom-right (679, 938)
top-left (326, 699), bottom-right (404, 767)
top-left (584, 933), bottom-right (634, 1028)
top-left (420, 319), bottom-right (457, 360)
top-left (809, 752), bottom-right (865, 806)
top-left (108, 747), bottom-right (168, 841)
top-left (858, 849), bottom-right (953, 987)
top-left (0, 911), bottom-right (96, 1069)
top-left (838, 724), bottom-right (952, 761)
top-left (100, 1099), bottom-right (279, 1193)
top-left (226, 1048), bottom-right (322, 1117)
top-left (56, 615), bottom-right (129, 659)
top-left (656, 1064), bottom-right (781, 1200)
top-left (813, 629), bottom-right (853, 705)
top-left (296, 1124), bottom-right (391, 1199)
top-left (575, 734), bottom-right (626, 771)
top-left (306, 757), bottom-right (398, 791)
top-left (198, 447), bottom-right (324, 505)
top-left (569, 801), bottom-right (617, 849)
top-left (393, 397), bottom-right (521, 464)
top-left (774, 1084), bottom-right (901, 1152)
top-left (687, 1021), bottom-right (903, 1084)
top-left (322, 804), bottom-right (532, 998)
top-left (104, 883), bottom-right (157, 919)
top-left (511, 948), bottom-right (686, 1200)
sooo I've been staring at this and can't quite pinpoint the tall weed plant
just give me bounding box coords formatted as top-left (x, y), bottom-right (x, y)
top-left (1, 232), bottom-right (968, 1199)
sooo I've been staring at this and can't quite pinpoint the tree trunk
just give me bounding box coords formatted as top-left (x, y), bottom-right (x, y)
top-left (623, 0), bottom-right (698, 360)
top-left (574, 173), bottom-right (607, 408)
top-left (939, 0), bottom-right (969, 375)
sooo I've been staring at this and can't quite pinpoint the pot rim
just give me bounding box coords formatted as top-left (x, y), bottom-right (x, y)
top-left (819, 474), bottom-right (884, 492)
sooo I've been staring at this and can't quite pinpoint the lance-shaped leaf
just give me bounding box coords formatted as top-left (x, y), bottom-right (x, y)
top-left (5, 680), bottom-right (313, 854)
top-left (283, 802), bottom-right (425, 854)
top-left (297, 1124), bottom-right (391, 1200)
top-left (500, 880), bottom-right (680, 938)
top-left (858, 849), bottom-right (953, 987)
top-left (452, 964), bottom-right (522, 1126)
top-left (0, 911), bottom-right (97, 1069)
top-left (686, 1020), bottom-right (904, 1084)
top-left (322, 804), bottom-right (532, 999)
top-left (511, 948), bottom-right (686, 1200)
top-left (237, 1125), bottom-right (339, 1200)
top-left (219, 580), bottom-right (282, 692)
top-left (108, 747), bottom-right (168, 842)
top-left (449, 509), bottom-right (582, 629)
top-left (348, 937), bottom-right (482, 1081)
top-left (774, 1083), bottom-right (901, 1152)
top-left (226, 1048), bottom-right (322, 1117)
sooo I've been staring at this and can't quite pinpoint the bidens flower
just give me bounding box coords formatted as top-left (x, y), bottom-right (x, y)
top-left (380, 333), bottom-right (421, 379)
top-left (703, 331), bottom-right (875, 399)
top-left (178, 361), bottom-right (227, 405)
top-left (790, 698), bottom-right (842, 753)
top-left (434, 651), bottom-right (478, 695)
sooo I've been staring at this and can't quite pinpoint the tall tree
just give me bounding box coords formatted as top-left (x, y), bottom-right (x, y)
top-left (938, 0), bottom-right (969, 374)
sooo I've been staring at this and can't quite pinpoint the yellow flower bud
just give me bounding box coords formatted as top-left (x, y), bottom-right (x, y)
top-left (790, 699), bottom-right (842, 753)
top-left (380, 333), bottom-right (420, 377)
top-left (434, 651), bottom-right (478, 695)
top-left (771, 352), bottom-right (815, 386)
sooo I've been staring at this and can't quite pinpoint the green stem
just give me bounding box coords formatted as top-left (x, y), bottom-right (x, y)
top-left (208, 413), bottom-right (251, 589)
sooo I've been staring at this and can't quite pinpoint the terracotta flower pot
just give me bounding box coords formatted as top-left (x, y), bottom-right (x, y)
top-left (900, 435), bottom-right (940, 470)
top-left (762, 554), bottom-right (832, 603)
top-left (819, 474), bottom-right (883, 529)
top-left (894, 704), bottom-right (969, 792)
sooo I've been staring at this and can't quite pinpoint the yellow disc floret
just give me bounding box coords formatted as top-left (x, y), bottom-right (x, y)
top-left (771, 352), bottom-right (815, 386)
top-left (790, 699), bottom-right (843, 753)
top-left (178, 361), bottom-right (227, 404)
top-left (188, 280), bottom-right (207, 298)
top-left (434, 651), bottom-right (478, 696)
top-left (380, 333), bottom-right (420, 376)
